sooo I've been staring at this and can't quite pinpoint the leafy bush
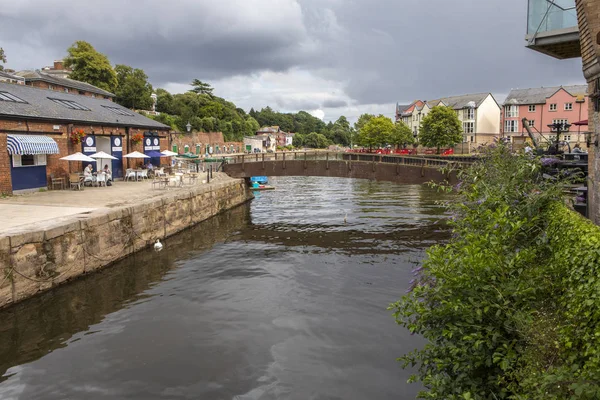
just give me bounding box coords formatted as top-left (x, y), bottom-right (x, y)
top-left (390, 144), bottom-right (600, 399)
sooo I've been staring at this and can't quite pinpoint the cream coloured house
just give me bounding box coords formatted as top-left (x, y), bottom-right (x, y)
top-left (397, 93), bottom-right (501, 146)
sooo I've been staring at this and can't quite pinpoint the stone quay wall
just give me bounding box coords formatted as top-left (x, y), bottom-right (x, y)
top-left (0, 179), bottom-right (252, 309)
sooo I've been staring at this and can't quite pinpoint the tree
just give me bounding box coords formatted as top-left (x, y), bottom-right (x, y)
top-left (63, 41), bottom-right (118, 92)
top-left (389, 121), bottom-right (415, 149)
top-left (359, 115), bottom-right (394, 149)
top-left (419, 106), bottom-right (463, 153)
top-left (0, 48), bottom-right (6, 71)
top-left (292, 133), bottom-right (305, 147)
top-left (155, 88), bottom-right (174, 114)
top-left (354, 113), bottom-right (375, 135)
top-left (189, 79), bottom-right (214, 97)
top-left (245, 116), bottom-right (260, 136)
top-left (327, 116), bottom-right (351, 146)
top-left (114, 64), bottom-right (153, 110)
top-left (304, 132), bottom-right (329, 148)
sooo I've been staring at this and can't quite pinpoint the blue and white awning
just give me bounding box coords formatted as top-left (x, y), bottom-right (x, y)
top-left (7, 135), bottom-right (59, 155)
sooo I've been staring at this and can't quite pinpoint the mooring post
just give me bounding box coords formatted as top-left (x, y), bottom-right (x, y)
top-left (283, 152), bottom-right (286, 169)
top-left (326, 152), bottom-right (329, 170)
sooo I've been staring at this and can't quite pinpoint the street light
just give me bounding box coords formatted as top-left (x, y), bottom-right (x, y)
top-left (547, 122), bottom-right (572, 154)
top-left (186, 121), bottom-right (192, 133)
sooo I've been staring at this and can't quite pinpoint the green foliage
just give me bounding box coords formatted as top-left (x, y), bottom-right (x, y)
top-left (63, 41), bottom-right (118, 92)
top-left (358, 115), bottom-right (394, 149)
top-left (389, 121), bottom-right (415, 149)
top-left (419, 106), bottom-right (463, 153)
top-left (390, 144), bottom-right (600, 399)
top-left (326, 116), bottom-right (351, 146)
top-left (189, 79), bottom-right (214, 97)
top-left (301, 132), bottom-right (330, 148)
top-left (114, 64), bottom-right (153, 110)
top-left (0, 47), bottom-right (5, 70)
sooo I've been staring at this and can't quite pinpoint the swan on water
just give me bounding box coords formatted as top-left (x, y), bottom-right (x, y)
top-left (154, 239), bottom-right (163, 251)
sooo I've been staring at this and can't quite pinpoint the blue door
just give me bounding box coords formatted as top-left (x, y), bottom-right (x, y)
top-left (111, 136), bottom-right (123, 178)
top-left (81, 135), bottom-right (96, 172)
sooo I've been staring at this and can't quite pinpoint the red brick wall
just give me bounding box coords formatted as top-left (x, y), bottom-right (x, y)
top-left (170, 131), bottom-right (242, 154)
top-left (1, 118), bottom-right (169, 193)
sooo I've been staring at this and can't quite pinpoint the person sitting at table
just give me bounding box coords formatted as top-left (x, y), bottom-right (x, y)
top-left (83, 164), bottom-right (94, 186)
top-left (103, 164), bottom-right (112, 183)
top-left (147, 161), bottom-right (154, 170)
top-left (573, 143), bottom-right (585, 153)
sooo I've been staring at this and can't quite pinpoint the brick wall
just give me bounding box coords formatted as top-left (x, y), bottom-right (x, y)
top-left (576, 0), bottom-right (600, 223)
top-left (1, 118), bottom-right (169, 193)
top-left (27, 81), bottom-right (113, 100)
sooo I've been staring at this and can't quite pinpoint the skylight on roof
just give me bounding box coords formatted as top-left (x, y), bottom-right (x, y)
top-left (48, 98), bottom-right (90, 111)
top-left (102, 105), bottom-right (134, 116)
top-left (0, 91), bottom-right (27, 103)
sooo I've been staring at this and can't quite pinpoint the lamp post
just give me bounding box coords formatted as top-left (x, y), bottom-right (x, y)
top-left (547, 122), bottom-right (572, 154)
top-left (186, 121), bottom-right (192, 133)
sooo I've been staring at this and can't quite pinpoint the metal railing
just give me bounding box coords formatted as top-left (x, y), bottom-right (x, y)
top-left (226, 151), bottom-right (475, 169)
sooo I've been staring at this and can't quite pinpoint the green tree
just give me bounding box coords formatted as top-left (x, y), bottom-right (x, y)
top-left (389, 121), bottom-right (415, 149)
top-left (0, 47), bottom-right (6, 71)
top-left (304, 132), bottom-right (329, 148)
top-left (327, 116), bottom-right (351, 146)
top-left (292, 133), bottom-right (305, 147)
top-left (189, 79), bottom-right (214, 97)
top-left (245, 116), bottom-right (260, 136)
top-left (63, 41), bottom-right (118, 92)
top-left (354, 113), bottom-right (375, 135)
top-left (155, 88), bottom-right (174, 114)
top-left (114, 64), bottom-right (153, 110)
top-left (419, 106), bottom-right (463, 153)
top-left (359, 115), bottom-right (394, 149)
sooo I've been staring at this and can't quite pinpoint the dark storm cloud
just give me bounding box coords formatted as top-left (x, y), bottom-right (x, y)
top-left (0, 0), bottom-right (584, 113)
top-left (322, 99), bottom-right (348, 108)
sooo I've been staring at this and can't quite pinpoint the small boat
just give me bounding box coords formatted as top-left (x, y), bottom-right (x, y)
top-left (250, 176), bottom-right (268, 184)
top-left (250, 183), bottom-right (275, 191)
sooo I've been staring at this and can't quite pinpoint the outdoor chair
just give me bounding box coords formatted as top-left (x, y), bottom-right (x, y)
top-left (139, 169), bottom-right (149, 180)
top-left (125, 169), bottom-right (136, 181)
top-left (49, 173), bottom-right (65, 190)
top-left (96, 172), bottom-right (107, 187)
top-left (155, 167), bottom-right (165, 177)
top-left (69, 173), bottom-right (83, 191)
top-left (152, 176), bottom-right (169, 190)
top-left (83, 174), bottom-right (94, 186)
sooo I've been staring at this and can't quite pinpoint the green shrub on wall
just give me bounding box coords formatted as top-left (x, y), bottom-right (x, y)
top-left (390, 143), bottom-right (600, 399)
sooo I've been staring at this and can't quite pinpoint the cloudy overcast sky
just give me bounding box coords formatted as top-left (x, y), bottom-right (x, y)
top-left (0, 0), bottom-right (584, 122)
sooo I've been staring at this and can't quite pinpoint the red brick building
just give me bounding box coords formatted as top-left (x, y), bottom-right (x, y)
top-left (0, 82), bottom-right (169, 194)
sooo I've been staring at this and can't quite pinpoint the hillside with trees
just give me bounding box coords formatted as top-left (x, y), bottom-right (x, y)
top-left (60, 40), bottom-right (359, 144)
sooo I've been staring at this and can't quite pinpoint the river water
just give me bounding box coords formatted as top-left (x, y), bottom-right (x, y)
top-left (0, 177), bottom-right (449, 400)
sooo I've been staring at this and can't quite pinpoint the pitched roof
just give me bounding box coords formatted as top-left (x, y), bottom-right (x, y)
top-left (427, 93), bottom-right (491, 109)
top-left (396, 104), bottom-right (411, 114)
top-left (0, 70), bottom-right (25, 82)
top-left (503, 85), bottom-right (588, 105)
top-left (0, 82), bottom-right (168, 130)
top-left (14, 70), bottom-right (115, 97)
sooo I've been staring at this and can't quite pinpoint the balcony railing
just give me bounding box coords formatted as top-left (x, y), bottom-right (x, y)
top-left (526, 0), bottom-right (580, 59)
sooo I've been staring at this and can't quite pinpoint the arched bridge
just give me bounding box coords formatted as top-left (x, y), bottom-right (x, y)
top-left (222, 152), bottom-right (472, 184)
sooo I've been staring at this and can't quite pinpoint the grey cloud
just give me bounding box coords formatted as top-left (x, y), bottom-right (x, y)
top-left (322, 99), bottom-right (348, 108)
top-left (0, 0), bottom-right (585, 119)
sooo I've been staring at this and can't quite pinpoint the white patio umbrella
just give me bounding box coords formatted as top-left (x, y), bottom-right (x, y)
top-left (60, 152), bottom-right (96, 162)
top-left (89, 151), bottom-right (118, 170)
top-left (161, 150), bottom-right (178, 157)
top-left (123, 151), bottom-right (150, 159)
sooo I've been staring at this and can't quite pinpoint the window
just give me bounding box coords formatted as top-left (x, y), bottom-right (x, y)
top-left (528, 105), bottom-right (536, 112)
top-left (549, 103), bottom-right (557, 111)
top-left (102, 105), bottom-right (134, 116)
top-left (565, 103), bottom-right (573, 111)
top-left (79, 91), bottom-right (85, 95)
top-left (48, 84), bottom-right (55, 90)
top-left (463, 108), bottom-right (475, 120)
top-left (563, 135), bottom-right (571, 141)
top-left (12, 154), bottom-right (46, 168)
top-left (463, 121), bottom-right (474, 134)
top-left (470, 136), bottom-right (474, 143)
top-left (528, 120), bottom-right (535, 127)
top-left (64, 88), bottom-right (69, 93)
top-left (0, 91), bottom-right (27, 103)
top-left (505, 120), bottom-right (519, 133)
top-left (551, 119), bottom-right (570, 131)
top-left (505, 105), bottom-right (518, 118)
top-left (48, 98), bottom-right (90, 111)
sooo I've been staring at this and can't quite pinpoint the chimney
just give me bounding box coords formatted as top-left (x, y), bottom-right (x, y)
top-left (53, 60), bottom-right (64, 70)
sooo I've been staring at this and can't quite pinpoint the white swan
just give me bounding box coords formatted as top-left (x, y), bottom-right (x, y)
top-left (154, 239), bottom-right (163, 251)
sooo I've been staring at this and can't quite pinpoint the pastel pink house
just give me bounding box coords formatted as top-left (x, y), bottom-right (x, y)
top-left (502, 85), bottom-right (589, 147)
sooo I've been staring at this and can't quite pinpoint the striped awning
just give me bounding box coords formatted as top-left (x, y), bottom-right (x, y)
top-left (7, 135), bottom-right (59, 155)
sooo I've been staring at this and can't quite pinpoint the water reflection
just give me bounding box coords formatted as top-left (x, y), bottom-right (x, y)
top-left (0, 177), bottom-right (450, 400)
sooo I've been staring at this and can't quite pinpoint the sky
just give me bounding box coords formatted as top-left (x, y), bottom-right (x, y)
top-left (0, 0), bottom-right (585, 123)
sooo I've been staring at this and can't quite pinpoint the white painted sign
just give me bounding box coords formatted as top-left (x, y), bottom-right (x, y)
top-left (112, 147), bottom-right (123, 152)
top-left (84, 146), bottom-right (96, 152)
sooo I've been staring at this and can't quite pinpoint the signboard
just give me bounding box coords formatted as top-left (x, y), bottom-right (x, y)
top-left (82, 135), bottom-right (96, 153)
top-left (111, 136), bottom-right (122, 152)
top-left (144, 137), bottom-right (160, 151)
top-left (111, 136), bottom-right (123, 178)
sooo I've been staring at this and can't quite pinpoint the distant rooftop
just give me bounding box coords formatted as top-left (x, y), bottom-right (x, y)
top-left (14, 70), bottom-right (115, 98)
top-left (504, 85), bottom-right (588, 105)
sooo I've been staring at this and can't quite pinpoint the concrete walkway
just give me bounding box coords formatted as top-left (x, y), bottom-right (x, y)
top-left (0, 172), bottom-right (232, 236)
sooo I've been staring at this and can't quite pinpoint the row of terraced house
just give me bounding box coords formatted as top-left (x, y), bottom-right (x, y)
top-left (395, 85), bottom-right (590, 151)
